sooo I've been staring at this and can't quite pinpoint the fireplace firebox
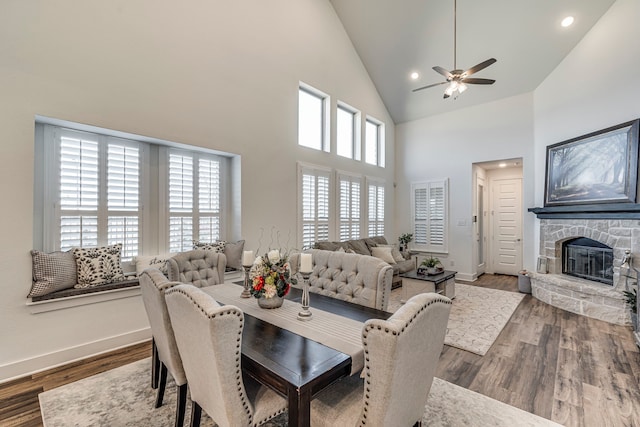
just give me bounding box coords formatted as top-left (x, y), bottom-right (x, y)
top-left (562, 237), bottom-right (613, 285)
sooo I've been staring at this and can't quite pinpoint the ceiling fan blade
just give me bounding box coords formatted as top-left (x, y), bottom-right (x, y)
top-left (432, 66), bottom-right (453, 79)
top-left (461, 77), bottom-right (496, 85)
top-left (412, 81), bottom-right (448, 92)
top-left (463, 58), bottom-right (497, 76)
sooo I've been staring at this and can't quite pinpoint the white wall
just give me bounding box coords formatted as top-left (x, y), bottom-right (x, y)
top-left (533, 0), bottom-right (640, 207)
top-left (0, 0), bottom-right (394, 381)
top-left (395, 93), bottom-right (536, 280)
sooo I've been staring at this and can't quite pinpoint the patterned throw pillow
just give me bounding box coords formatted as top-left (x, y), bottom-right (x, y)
top-left (73, 244), bottom-right (125, 288)
top-left (192, 240), bottom-right (226, 253)
top-left (29, 250), bottom-right (78, 297)
top-left (135, 255), bottom-right (170, 277)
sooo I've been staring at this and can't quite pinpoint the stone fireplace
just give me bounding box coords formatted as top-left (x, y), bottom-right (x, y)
top-left (530, 218), bottom-right (638, 325)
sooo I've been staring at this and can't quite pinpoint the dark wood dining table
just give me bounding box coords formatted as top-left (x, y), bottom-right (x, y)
top-left (215, 285), bottom-right (391, 427)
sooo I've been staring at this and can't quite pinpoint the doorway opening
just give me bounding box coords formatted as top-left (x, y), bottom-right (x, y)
top-left (472, 158), bottom-right (523, 279)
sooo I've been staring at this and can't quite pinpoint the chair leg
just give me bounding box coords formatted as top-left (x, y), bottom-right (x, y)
top-left (190, 401), bottom-right (202, 427)
top-left (155, 363), bottom-right (168, 408)
top-left (151, 338), bottom-right (160, 389)
top-left (175, 384), bottom-right (188, 427)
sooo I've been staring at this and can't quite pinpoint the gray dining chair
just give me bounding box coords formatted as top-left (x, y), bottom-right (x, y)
top-left (310, 292), bottom-right (452, 427)
top-left (166, 249), bottom-right (226, 287)
top-left (165, 284), bottom-right (288, 427)
top-left (139, 268), bottom-right (188, 427)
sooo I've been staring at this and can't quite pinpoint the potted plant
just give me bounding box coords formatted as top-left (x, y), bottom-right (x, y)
top-left (420, 256), bottom-right (443, 275)
top-left (623, 287), bottom-right (637, 331)
top-left (398, 233), bottom-right (413, 252)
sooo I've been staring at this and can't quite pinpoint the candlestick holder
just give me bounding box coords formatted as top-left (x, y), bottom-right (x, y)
top-left (297, 272), bottom-right (313, 321)
top-left (241, 265), bottom-right (252, 298)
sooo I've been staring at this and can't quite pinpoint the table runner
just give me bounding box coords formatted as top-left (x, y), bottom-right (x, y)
top-left (202, 283), bottom-right (365, 374)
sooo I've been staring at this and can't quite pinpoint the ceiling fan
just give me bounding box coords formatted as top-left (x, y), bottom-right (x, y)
top-left (413, 0), bottom-right (496, 99)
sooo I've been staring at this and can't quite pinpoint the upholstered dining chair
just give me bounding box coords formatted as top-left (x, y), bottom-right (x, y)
top-left (165, 284), bottom-right (288, 427)
top-left (139, 268), bottom-right (188, 427)
top-left (166, 249), bottom-right (226, 287)
top-left (310, 292), bottom-right (452, 427)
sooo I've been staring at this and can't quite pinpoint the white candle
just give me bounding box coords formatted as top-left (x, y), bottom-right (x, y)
top-left (242, 250), bottom-right (254, 267)
top-left (300, 253), bottom-right (313, 274)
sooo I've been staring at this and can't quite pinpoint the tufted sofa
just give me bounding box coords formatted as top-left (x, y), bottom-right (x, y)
top-left (313, 236), bottom-right (414, 289)
top-left (290, 249), bottom-right (393, 311)
top-left (167, 250), bottom-right (226, 287)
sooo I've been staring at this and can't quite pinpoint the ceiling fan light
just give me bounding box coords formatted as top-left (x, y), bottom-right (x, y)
top-left (458, 82), bottom-right (468, 93)
top-left (444, 85), bottom-right (455, 96)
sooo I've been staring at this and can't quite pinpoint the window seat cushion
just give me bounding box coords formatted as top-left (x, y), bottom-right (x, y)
top-left (31, 278), bottom-right (139, 302)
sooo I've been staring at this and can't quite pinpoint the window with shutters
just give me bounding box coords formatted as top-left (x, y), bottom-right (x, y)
top-left (366, 179), bottom-right (385, 237)
top-left (298, 83), bottom-right (329, 152)
top-left (337, 172), bottom-right (362, 240)
top-left (165, 150), bottom-right (222, 253)
top-left (336, 103), bottom-right (360, 160)
top-left (298, 164), bottom-right (331, 249)
top-left (411, 179), bottom-right (448, 253)
top-left (48, 127), bottom-right (142, 261)
top-left (365, 117), bottom-right (385, 167)
top-left (37, 122), bottom-right (231, 261)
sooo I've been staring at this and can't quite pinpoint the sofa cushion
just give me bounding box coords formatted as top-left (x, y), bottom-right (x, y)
top-left (73, 244), bottom-right (125, 288)
top-left (371, 246), bottom-right (397, 265)
top-left (29, 250), bottom-right (77, 297)
top-left (376, 244), bottom-right (406, 263)
top-left (315, 241), bottom-right (342, 251)
top-left (347, 239), bottom-right (371, 255)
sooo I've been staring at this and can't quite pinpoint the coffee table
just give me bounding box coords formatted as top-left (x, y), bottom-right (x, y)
top-left (399, 270), bottom-right (456, 303)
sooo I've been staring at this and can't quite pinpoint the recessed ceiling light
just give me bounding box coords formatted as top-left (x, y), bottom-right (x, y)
top-left (561, 16), bottom-right (574, 27)
top-left (410, 72), bottom-right (420, 80)
top-left (498, 163), bottom-right (507, 168)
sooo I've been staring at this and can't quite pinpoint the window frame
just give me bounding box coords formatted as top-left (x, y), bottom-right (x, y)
top-left (336, 101), bottom-right (361, 160)
top-left (365, 116), bottom-right (385, 167)
top-left (298, 82), bottom-right (330, 152)
top-left (365, 177), bottom-right (385, 237)
top-left (411, 179), bottom-right (449, 253)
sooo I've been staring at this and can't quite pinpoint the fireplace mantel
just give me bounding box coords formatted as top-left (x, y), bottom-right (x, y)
top-left (528, 203), bottom-right (640, 219)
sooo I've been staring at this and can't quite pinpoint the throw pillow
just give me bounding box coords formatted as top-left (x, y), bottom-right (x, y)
top-left (29, 250), bottom-right (77, 297)
top-left (223, 240), bottom-right (245, 270)
top-left (377, 244), bottom-right (406, 263)
top-left (371, 246), bottom-right (397, 265)
top-left (73, 244), bottom-right (125, 288)
top-left (135, 254), bottom-right (170, 277)
top-left (347, 239), bottom-right (371, 255)
top-left (193, 240), bottom-right (226, 253)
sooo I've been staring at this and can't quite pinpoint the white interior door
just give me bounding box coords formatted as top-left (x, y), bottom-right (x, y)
top-left (474, 174), bottom-right (488, 276)
top-left (491, 178), bottom-right (522, 275)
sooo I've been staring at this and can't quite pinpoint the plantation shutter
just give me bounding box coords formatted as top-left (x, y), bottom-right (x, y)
top-left (300, 165), bottom-right (330, 249)
top-left (106, 141), bottom-right (140, 260)
top-left (198, 157), bottom-right (221, 242)
top-left (59, 134), bottom-right (99, 250)
top-left (168, 152), bottom-right (194, 252)
top-left (412, 179), bottom-right (448, 252)
top-left (367, 180), bottom-right (385, 237)
top-left (338, 173), bottom-right (361, 241)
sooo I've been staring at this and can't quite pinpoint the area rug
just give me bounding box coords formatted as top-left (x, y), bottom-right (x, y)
top-left (39, 358), bottom-right (561, 427)
top-left (387, 283), bottom-right (525, 356)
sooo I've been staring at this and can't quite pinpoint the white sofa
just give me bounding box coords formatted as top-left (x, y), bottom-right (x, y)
top-left (290, 249), bottom-right (393, 311)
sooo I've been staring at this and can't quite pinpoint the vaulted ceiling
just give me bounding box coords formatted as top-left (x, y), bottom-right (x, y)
top-left (329, 0), bottom-right (616, 124)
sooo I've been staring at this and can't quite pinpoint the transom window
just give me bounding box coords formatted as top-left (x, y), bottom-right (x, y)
top-left (365, 117), bottom-right (385, 167)
top-left (298, 83), bottom-right (329, 152)
top-left (336, 103), bottom-right (360, 160)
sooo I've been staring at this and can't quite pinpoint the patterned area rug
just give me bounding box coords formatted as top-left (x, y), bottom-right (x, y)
top-left (39, 358), bottom-right (560, 427)
top-left (388, 283), bottom-right (525, 356)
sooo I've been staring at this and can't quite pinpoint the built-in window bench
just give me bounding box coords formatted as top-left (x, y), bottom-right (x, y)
top-left (26, 278), bottom-right (141, 314)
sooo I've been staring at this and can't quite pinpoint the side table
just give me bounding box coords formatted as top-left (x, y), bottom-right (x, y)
top-left (399, 270), bottom-right (456, 303)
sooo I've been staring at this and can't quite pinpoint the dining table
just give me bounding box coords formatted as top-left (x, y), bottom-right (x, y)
top-left (201, 282), bottom-right (391, 427)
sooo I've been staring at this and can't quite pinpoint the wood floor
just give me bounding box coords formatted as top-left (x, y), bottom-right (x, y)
top-left (1, 274), bottom-right (639, 426)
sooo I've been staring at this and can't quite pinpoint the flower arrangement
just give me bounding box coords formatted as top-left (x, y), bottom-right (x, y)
top-left (249, 249), bottom-right (297, 299)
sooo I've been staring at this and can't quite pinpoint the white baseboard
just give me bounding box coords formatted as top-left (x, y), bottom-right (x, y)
top-left (0, 327), bottom-right (152, 384)
top-left (455, 272), bottom-right (475, 282)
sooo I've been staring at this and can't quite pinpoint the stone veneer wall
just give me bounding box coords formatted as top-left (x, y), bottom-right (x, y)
top-left (530, 219), bottom-right (640, 326)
